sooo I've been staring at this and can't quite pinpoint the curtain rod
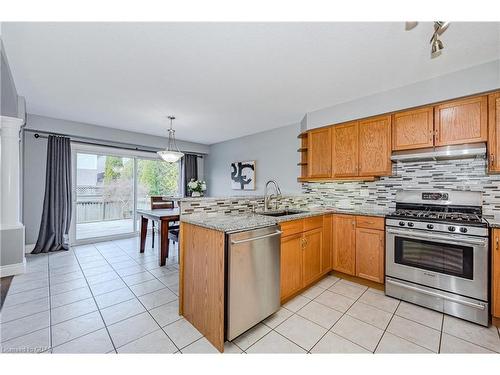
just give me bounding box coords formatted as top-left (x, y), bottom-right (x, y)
top-left (24, 128), bottom-right (204, 157)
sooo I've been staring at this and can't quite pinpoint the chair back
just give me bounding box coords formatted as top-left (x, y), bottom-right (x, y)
top-left (150, 196), bottom-right (175, 210)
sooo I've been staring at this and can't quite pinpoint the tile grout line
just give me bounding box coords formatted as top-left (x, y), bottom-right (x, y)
top-left (372, 300), bottom-right (400, 354)
top-left (438, 313), bottom-right (445, 353)
top-left (47, 253), bottom-right (53, 352)
top-left (91, 239), bottom-right (183, 353)
top-left (70, 243), bottom-right (119, 352)
top-left (307, 279), bottom-right (377, 353)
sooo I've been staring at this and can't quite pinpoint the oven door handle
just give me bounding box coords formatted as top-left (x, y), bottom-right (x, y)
top-left (386, 279), bottom-right (486, 310)
top-left (386, 228), bottom-right (488, 246)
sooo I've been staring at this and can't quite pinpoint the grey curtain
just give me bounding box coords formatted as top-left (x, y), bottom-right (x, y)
top-left (183, 154), bottom-right (198, 197)
top-left (32, 136), bottom-right (72, 253)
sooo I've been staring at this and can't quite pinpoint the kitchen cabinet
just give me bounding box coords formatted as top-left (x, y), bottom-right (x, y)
top-left (488, 92), bottom-right (500, 173)
top-left (392, 106), bottom-right (434, 151)
top-left (302, 228), bottom-right (323, 286)
top-left (358, 115), bottom-right (392, 176)
top-left (355, 228), bottom-right (384, 283)
top-left (332, 121), bottom-right (359, 178)
top-left (308, 127), bottom-right (332, 178)
top-left (321, 215), bottom-right (333, 274)
top-left (280, 216), bottom-right (327, 302)
top-left (280, 233), bottom-right (304, 301)
top-left (493, 229), bottom-right (500, 323)
top-left (332, 215), bottom-right (385, 283)
top-left (434, 95), bottom-right (488, 146)
top-left (332, 215), bottom-right (356, 275)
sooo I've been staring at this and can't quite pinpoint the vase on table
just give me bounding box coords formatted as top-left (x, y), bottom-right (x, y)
top-left (191, 191), bottom-right (202, 197)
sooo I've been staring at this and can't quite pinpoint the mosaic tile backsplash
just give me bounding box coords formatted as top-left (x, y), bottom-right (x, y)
top-left (302, 155), bottom-right (500, 217)
top-left (181, 156), bottom-right (500, 218)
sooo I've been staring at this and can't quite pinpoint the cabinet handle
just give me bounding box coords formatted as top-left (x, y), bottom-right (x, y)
top-left (352, 221), bottom-right (355, 228)
top-left (429, 130), bottom-right (433, 143)
top-left (434, 129), bottom-right (439, 142)
top-left (496, 237), bottom-right (499, 251)
top-left (491, 154), bottom-right (495, 167)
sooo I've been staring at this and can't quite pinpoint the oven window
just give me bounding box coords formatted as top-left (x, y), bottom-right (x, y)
top-left (394, 237), bottom-right (473, 279)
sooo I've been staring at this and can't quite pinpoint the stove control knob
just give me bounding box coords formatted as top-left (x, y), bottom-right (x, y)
top-left (407, 222), bottom-right (414, 227)
top-left (427, 224), bottom-right (434, 229)
top-left (448, 226), bottom-right (456, 232)
top-left (399, 221), bottom-right (405, 226)
top-left (460, 227), bottom-right (468, 233)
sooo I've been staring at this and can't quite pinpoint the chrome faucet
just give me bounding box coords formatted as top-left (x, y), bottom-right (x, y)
top-left (264, 180), bottom-right (282, 211)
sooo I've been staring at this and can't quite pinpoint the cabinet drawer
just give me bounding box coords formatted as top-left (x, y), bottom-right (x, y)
top-left (280, 219), bottom-right (304, 237)
top-left (304, 216), bottom-right (323, 231)
top-left (356, 216), bottom-right (384, 231)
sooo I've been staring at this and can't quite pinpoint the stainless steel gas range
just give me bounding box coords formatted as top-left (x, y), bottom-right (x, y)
top-left (385, 190), bottom-right (489, 326)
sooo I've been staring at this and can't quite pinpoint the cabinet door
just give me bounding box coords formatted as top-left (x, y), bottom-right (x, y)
top-left (308, 127), bottom-right (332, 178)
top-left (332, 215), bottom-right (356, 275)
top-left (321, 215), bottom-right (332, 274)
top-left (332, 122), bottom-right (358, 178)
top-left (493, 229), bottom-right (500, 318)
top-left (358, 115), bottom-right (392, 176)
top-left (434, 95), bottom-right (488, 146)
top-left (488, 92), bottom-right (500, 173)
top-left (355, 228), bottom-right (384, 283)
top-left (392, 107), bottom-right (434, 151)
top-left (280, 234), bottom-right (304, 301)
top-left (303, 228), bottom-right (322, 286)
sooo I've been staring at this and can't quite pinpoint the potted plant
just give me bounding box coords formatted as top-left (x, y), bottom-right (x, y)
top-left (188, 179), bottom-right (207, 197)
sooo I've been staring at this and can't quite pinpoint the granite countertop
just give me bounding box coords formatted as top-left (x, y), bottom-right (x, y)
top-left (483, 215), bottom-right (500, 228)
top-left (181, 206), bottom-right (390, 233)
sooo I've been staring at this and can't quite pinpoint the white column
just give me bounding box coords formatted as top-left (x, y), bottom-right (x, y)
top-left (0, 115), bottom-right (24, 228)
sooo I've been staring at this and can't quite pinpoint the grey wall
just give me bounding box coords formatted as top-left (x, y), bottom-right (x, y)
top-left (306, 59), bottom-right (500, 129)
top-left (205, 123), bottom-right (302, 196)
top-left (23, 114), bottom-right (210, 245)
top-left (0, 39), bottom-right (19, 117)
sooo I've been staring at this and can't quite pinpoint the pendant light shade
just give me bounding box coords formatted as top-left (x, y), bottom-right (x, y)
top-left (157, 116), bottom-right (184, 163)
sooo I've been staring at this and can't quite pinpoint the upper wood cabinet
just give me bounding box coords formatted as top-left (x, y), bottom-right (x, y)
top-left (488, 92), bottom-right (500, 173)
top-left (355, 227), bottom-right (384, 283)
top-left (392, 106), bottom-right (434, 151)
top-left (308, 127), bottom-right (332, 178)
top-left (280, 233), bottom-right (304, 301)
top-left (358, 115), bottom-right (392, 176)
top-left (434, 95), bottom-right (488, 146)
top-left (332, 215), bottom-right (356, 275)
top-left (332, 121), bottom-right (359, 178)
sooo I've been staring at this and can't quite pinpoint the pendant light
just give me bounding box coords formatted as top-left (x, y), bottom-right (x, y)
top-left (157, 116), bottom-right (184, 162)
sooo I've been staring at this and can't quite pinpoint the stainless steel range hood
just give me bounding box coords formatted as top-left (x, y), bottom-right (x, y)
top-left (391, 143), bottom-right (486, 162)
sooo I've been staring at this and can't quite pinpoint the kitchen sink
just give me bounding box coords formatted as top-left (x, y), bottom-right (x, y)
top-left (257, 209), bottom-right (308, 217)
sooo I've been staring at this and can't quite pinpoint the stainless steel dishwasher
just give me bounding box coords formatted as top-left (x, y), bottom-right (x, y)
top-left (226, 225), bottom-right (281, 341)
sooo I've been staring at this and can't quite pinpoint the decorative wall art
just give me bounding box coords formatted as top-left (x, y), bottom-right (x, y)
top-left (230, 160), bottom-right (256, 190)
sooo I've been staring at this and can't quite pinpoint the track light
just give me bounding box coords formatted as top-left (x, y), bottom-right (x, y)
top-left (431, 37), bottom-right (444, 59)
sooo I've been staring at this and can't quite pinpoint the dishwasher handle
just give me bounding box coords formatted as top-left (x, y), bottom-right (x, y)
top-left (230, 230), bottom-right (282, 245)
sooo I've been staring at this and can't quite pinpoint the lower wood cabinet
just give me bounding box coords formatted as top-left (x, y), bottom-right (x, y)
top-left (332, 215), bottom-right (385, 283)
top-left (280, 216), bottom-right (330, 302)
top-left (332, 215), bottom-right (356, 275)
top-left (492, 229), bottom-right (500, 321)
top-left (302, 228), bottom-right (323, 286)
top-left (355, 227), bottom-right (384, 283)
top-left (280, 232), bottom-right (304, 301)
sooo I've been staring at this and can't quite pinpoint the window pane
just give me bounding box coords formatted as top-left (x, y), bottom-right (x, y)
top-left (75, 153), bottom-right (134, 240)
top-left (136, 158), bottom-right (180, 211)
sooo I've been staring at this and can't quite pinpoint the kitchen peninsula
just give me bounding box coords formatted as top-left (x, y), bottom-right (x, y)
top-left (179, 205), bottom-right (389, 352)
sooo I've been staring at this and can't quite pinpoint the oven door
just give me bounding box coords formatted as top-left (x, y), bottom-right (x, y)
top-left (386, 227), bottom-right (488, 301)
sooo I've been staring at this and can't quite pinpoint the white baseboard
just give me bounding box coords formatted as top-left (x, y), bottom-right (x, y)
top-left (0, 259), bottom-right (26, 277)
top-left (25, 244), bottom-right (35, 253)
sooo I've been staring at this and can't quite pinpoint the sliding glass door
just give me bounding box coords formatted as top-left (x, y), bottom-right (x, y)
top-left (71, 145), bottom-right (182, 244)
top-left (74, 152), bottom-right (135, 241)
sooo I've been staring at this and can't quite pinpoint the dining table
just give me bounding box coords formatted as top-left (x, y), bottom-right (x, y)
top-left (137, 208), bottom-right (180, 266)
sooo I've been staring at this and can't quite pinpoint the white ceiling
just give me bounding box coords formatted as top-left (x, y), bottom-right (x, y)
top-left (2, 22), bottom-right (499, 145)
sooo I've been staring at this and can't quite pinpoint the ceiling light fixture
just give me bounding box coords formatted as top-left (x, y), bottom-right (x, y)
top-left (405, 21), bottom-right (450, 59)
top-left (157, 116), bottom-right (184, 163)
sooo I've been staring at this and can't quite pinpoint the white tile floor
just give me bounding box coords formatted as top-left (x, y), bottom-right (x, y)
top-left (1, 236), bottom-right (500, 354)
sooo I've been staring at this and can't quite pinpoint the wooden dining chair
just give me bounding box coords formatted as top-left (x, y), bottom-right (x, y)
top-left (150, 196), bottom-right (179, 248)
